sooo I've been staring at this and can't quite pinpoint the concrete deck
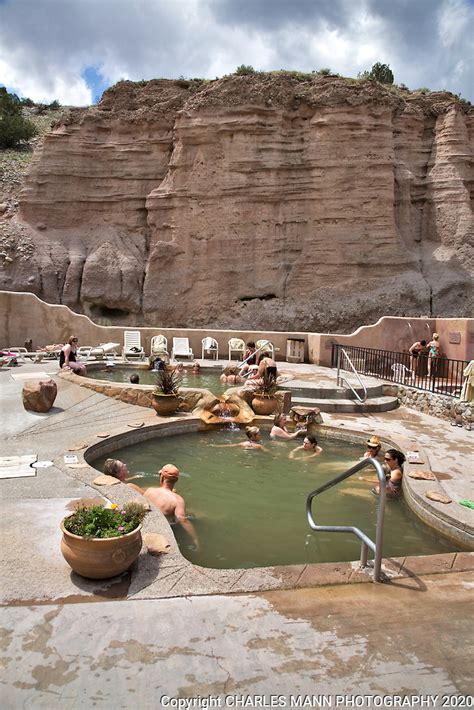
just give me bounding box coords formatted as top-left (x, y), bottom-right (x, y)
top-left (1, 360), bottom-right (473, 703)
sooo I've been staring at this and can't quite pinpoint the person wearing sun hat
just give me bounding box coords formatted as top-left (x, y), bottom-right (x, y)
top-left (364, 435), bottom-right (382, 459)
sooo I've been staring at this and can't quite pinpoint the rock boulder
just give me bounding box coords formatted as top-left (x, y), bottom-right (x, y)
top-left (22, 379), bottom-right (57, 412)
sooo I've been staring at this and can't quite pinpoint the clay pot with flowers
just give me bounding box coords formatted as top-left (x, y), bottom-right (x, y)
top-left (60, 502), bottom-right (148, 579)
top-left (251, 371), bottom-right (279, 415)
top-left (151, 367), bottom-right (182, 415)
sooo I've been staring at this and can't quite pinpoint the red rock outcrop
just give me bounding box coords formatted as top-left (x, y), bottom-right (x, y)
top-left (2, 75), bottom-right (472, 332)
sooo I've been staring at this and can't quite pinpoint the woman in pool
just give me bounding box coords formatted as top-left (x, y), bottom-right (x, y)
top-left (220, 365), bottom-right (244, 385)
top-left (59, 335), bottom-right (86, 376)
top-left (372, 449), bottom-right (405, 499)
top-left (289, 435), bottom-right (322, 460)
top-left (103, 458), bottom-right (145, 493)
top-left (270, 413), bottom-right (306, 441)
top-left (211, 426), bottom-right (269, 452)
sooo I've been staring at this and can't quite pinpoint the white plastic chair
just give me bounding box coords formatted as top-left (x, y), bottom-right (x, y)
top-left (201, 337), bottom-right (219, 360)
top-left (256, 339), bottom-right (275, 358)
top-left (150, 335), bottom-right (169, 362)
top-left (228, 338), bottom-right (246, 361)
top-left (391, 363), bottom-right (413, 384)
top-left (123, 331), bottom-right (145, 360)
top-left (171, 337), bottom-right (194, 360)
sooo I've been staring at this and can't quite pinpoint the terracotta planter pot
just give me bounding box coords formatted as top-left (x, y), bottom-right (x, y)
top-left (151, 393), bottom-right (180, 416)
top-left (251, 394), bottom-right (278, 415)
top-left (60, 521), bottom-right (142, 579)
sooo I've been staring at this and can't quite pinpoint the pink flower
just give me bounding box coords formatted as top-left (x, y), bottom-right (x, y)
top-left (118, 526), bottom-right (125, 532)
top-left (120, 510), bottom-right (126, 515)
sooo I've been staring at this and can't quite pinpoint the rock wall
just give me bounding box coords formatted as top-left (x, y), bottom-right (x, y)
top-left (1, 75), bottom-right (472, 331)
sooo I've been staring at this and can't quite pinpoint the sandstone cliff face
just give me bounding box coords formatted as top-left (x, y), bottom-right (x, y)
top-left (1, 75), bottom-right (472, 332)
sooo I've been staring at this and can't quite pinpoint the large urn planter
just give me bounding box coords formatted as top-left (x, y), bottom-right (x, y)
top-left (151, 393), bottom-right (180, 416)
top-left (251, 394), bottom-right (278, 416)
top-left (60, 521), bottom-right (143, 579)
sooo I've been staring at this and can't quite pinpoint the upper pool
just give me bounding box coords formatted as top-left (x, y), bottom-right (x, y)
top-left (92, 427), bottom-right (459, 569)
top-left (86, 365), bottom-right (228, 394)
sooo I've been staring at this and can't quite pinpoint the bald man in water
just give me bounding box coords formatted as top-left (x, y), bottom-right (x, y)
top-left (144, 464), bottom-right (198, 548)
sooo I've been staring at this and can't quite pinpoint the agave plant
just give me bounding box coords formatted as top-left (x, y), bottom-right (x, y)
top-left (152, 367), bottom-right (182, 395)
top-left (254, 370), bottom-right (278, 396)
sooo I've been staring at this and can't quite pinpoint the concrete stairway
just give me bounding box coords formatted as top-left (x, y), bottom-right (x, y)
top-left (283, 378), bottom-right (398, 414)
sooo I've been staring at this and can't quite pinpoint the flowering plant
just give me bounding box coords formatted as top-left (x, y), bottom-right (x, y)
top-left (63, 502), bottom-right (148, 539)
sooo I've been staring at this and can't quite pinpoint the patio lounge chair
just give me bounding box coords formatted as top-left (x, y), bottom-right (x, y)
top-left (150, 335), bottom-right (170, 363)
top-left (228, 338), bottom-right (246, 361)
top-left (123, 332), bottom-right (145, 361)
top-left (171, 337), bottom-right (194, 360)
top-left (202, 337), bottom-right (219, 360)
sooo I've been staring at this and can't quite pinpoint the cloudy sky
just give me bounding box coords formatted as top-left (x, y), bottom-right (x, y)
top-left (1, 0), bottom-right (472, 105)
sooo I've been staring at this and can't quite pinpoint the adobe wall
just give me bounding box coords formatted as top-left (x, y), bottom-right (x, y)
top-left (1, 291), bottom-right (472, 364)
top-left (0, 291), bottom-right (307, 361)
top-left (309, 316), bottom-right (474, 366)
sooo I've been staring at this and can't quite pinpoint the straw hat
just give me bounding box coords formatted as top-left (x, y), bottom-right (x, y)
top-left (366, 435), bottom-right (381, 448)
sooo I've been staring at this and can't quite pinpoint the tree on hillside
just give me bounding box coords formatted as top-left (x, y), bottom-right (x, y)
top-left (0, 87), bottom-right (38, 148)
top-left (235, 64), bottom-right (256, 75)
top-left (358, 62), bottom-right (394, 85)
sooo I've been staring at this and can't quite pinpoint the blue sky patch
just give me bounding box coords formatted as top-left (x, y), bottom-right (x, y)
top-left (82, 66), bottom-right (110, 104)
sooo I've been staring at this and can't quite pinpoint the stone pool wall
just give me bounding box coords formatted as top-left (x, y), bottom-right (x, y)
top-left (389, 383), bottom-right (472, 425)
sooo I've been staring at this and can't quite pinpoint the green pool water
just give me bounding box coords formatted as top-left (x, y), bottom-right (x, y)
top-left (93, 428), bottom-right (458, 569)
top-left (87, 366), bottom-right (227, 393)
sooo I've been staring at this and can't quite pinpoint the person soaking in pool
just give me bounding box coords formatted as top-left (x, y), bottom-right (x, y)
top-left (103, 460), bottom-right (198, 547)
top-left (372, 449), bottom-right (405, 500)
top-left (270, 413), bottom-right (306, 441)
top-left (211, 426), bottom-right (269, 452)
top-left (144, 464), bottom-right (198, 548)
top-left (289, 435), bottom-right (322, 460)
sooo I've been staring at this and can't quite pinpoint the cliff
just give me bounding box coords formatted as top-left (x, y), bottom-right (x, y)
top-left (1, 74), bottom-right (472, 332)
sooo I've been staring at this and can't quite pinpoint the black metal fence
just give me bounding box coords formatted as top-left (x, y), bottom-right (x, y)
top-left (331, 344), bottom-right (468, 398)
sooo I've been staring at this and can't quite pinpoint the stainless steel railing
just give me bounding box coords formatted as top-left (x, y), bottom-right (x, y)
top-left (336, 347), bottom-right (368, 402)
top-left (306, 458), bottom-right (387, 582)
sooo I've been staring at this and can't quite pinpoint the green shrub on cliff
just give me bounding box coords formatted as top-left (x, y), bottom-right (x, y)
top-left (0, 88), bottom-right (38, 148)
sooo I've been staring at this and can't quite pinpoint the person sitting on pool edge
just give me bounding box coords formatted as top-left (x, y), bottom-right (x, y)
top-left (270, 413), bottom-right (306, 441)
top-left (210, 426), bottom-right (269, 452)
top-left (103, 459), bottom-right (198, 548)
top-left (289, 435), bottom-right (322, 460)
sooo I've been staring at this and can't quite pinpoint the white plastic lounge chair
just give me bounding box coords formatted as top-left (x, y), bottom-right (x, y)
top-left (171, 337), bottom-right (194, 360)
top-left (201, 337), bottom-right (219, 360)
top-left (77, 346), bottom-right (93, 361)
top-left (228, 338), bottom-right (246, 361)
top-left (256, 339), bottom-right (275, 358)
top-left (150, 335), bottom-right (170, 363)
top-left (123, 331), bottom-right (145, 361)
top-left (391, 363), bottom-right (413, 384)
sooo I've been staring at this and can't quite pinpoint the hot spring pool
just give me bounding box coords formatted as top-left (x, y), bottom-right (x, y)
top-left (93, 428), bottom-right (459, 569)
top-left (87, 365), bottom-right (227, 393)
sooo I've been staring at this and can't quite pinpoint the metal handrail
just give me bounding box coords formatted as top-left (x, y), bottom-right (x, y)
top-left (239, 341), bottom-right (273, 369)
top-left (336, 347), bottom-right (367, 402)
top-left (306, 458), bottom-right (387, 582)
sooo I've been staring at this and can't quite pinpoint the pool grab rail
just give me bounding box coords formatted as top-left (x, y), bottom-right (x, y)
top-left (336, 347), bottom-right (368, 403)
top-left (239, 341), bottom-right (274, 369)
top-left (306, 458), bottom-right (387, 583)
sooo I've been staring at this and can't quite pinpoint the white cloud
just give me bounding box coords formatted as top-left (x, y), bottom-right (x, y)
top-left (0, 0), bottom-right (471, 104)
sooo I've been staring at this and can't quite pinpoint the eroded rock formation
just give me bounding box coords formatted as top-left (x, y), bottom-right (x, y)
top-left (1, 75), bottom-right (472, 331)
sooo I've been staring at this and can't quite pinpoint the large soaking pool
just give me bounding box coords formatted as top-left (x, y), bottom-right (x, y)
top-left (87, 365), bottom-right (228, 394)
top-left (93, 427), bottom-right (459, 569)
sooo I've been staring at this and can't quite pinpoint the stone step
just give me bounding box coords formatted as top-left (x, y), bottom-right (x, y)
top-left (283, 379), bottom-right (384, 400)
top-left (290, 395), bottom-right (399, 413)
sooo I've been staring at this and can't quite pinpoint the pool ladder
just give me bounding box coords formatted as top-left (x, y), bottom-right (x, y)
top-left (306, 458), bottom-right (387, 582)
